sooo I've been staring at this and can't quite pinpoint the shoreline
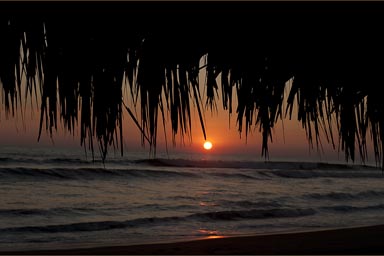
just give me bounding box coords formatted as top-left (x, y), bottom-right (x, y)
top-left (2, 224), bottom-right (384, 255)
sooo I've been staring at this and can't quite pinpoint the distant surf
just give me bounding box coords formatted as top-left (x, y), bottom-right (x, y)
top-left (0, 155), bottom-right (381, 181)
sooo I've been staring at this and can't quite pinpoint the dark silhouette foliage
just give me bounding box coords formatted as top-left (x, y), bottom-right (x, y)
top-left (1, 1), bottom-right (384, 167)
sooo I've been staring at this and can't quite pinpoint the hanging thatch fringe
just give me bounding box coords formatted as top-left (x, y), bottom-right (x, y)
top-left (1, 1), bottom-right (384, 167)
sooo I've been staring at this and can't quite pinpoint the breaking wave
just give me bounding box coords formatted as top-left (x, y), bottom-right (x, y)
top-left (0, 207), bottom-right (316, 234)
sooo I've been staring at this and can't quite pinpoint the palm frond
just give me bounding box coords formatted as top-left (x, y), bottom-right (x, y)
top-left (1, 1), bottom-right (384, 168)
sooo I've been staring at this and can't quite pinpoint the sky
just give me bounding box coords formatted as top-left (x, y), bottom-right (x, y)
top-left (0, 96), bottom-right (368, 164)
top-left (0, 57), bottom-right (377, 165)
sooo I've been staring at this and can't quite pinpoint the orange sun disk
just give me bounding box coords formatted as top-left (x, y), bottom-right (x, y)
top-left (203, 141), bottom-right (213, 150)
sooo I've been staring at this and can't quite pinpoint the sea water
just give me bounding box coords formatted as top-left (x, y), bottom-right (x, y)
top-left (1, 146), bottom-right (384, 251)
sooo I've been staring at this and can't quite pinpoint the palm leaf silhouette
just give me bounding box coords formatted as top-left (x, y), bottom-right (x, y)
top-left (0, 1), bottom-right (383, 168)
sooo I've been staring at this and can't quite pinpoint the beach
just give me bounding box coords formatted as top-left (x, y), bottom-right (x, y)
top-left (2, 224), bottom-right (384, 254)
top-left (2, 2), bottom-right (384, 255)
top-left (1, 147), bottom-right (384, 254)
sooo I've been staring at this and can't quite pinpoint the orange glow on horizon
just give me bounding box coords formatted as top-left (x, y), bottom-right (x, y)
top-left (0, 57), bottom-right (376, 165)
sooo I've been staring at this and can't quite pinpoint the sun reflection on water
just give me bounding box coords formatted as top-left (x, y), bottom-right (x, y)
top-left (199, 201), bottom-right (218, 207)
top-left (198, 228), bottom-right (226, 239)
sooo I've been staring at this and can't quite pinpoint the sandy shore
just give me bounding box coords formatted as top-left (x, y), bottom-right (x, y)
top-left (2, 224), bottom-right (384, 254)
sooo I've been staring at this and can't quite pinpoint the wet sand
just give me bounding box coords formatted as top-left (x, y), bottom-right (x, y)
top-left (2, 224), bottom-right (384, 254)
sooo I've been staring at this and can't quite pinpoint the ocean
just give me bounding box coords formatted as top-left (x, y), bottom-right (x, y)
top-left (1, 146), bottom-right (384, 252)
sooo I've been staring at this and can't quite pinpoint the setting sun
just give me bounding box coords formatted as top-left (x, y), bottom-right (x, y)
top-left (203, 141), bottom-right (213, 150)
